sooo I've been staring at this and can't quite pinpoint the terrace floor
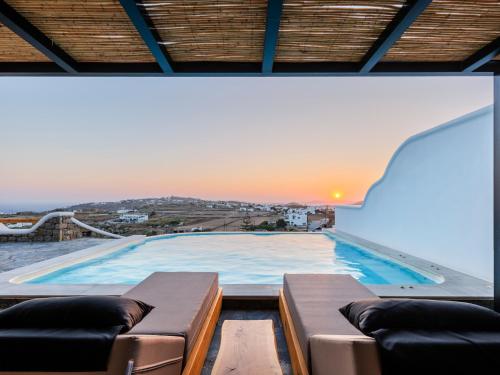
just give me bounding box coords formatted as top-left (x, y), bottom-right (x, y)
top-left (0, 238), bottom-right (110, 272)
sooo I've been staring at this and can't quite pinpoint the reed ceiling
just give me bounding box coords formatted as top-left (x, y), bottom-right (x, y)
top-left (0, 21), bottom-right (48, 61)
top-left (142, 0), bottom-right (267, 62)
top-left (275, 0), bottom-right (405, 62)
top-left (383, 0), bottom-right (500, 62)
top-left (6, 0), bottom-right (155, 62)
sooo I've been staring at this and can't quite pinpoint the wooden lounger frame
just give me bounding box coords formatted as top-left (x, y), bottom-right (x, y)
top-left (279, 289), bottom-right (309, 375)
top-left (182, 288), bottom-right (223, 375)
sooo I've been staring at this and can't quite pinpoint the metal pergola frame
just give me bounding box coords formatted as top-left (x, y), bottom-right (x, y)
top-left (0, 0), bottom-right (499, 77)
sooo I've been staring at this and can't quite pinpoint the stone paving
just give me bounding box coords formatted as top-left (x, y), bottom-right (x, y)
top-left (0, 238), bottom-right (109, 272)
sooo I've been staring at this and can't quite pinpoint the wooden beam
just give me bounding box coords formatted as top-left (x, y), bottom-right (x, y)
top-left (119, 0), bottom-right (173, 74)
top-left (0, 0), bottom-right (77, 73)
top-left (262, 0), bottom-right (284, 73)
top-left (359, 0), bottom-right (432, 73)
top-left (463, 37), bottom-right (500, 72)
top-left (211, 320), bottom-right (282, 375)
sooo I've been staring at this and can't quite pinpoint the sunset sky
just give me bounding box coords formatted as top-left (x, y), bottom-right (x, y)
top-left (0, 76), bottom-right (493, 212)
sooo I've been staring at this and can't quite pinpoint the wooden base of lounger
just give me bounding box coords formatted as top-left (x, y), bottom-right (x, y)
top-left (182, 288), bottom-right (223, 375)
top-left (279, 289), bottom-right (309, 375)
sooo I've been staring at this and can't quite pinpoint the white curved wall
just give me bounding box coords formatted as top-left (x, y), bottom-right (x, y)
top-left (335, 107), bottom-right (493, 282)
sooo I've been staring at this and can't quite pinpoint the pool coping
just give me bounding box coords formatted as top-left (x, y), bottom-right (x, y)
top-left (0, 231), bottom-right (492, 299)
top-left (332, 229), bottom-right (492, 299)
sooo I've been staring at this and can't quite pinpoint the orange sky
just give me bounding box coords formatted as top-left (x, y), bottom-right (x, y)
top-left (0, 76), bottom-right (493, 210)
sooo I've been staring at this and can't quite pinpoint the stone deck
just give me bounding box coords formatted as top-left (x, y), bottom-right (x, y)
top-left (0, 238), bottom-right (109, 272)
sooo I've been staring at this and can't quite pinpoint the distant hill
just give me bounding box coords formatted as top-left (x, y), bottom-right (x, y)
top-left (64, 196), bottom-right (212, 212)
top-left (61, 196), bottom-right (341, 213)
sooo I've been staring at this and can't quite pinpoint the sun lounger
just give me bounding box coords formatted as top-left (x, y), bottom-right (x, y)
top-left (0, 272), bottom-right (222, 375)
top-left (279, 274), bottom-right (381, 375)
top-left (123, 272), bottom-right (222, 375)
top-left (281, 273), bottom-right (500, 375)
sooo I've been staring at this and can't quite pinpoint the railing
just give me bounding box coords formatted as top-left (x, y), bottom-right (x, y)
top-left (70, 217), bottom-right (123, 239)
top-left (0, 212), bottom-right (123, 239)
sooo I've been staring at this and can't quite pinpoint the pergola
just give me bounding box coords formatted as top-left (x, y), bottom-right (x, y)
top-left (0, 0), bottom-right (498, 76)
top-left (1, 0), bottom-right (500, 305)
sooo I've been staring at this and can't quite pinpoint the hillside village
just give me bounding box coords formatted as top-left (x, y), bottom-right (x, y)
top-left (1, 196), bottom-right (335, 236)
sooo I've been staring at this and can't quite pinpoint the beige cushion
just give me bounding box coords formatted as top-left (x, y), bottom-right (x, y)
top-left (124, 272), bottom-right (219, 356)
top-left (310, 335), bottom-right (381, 375)
top-left (283, 274), bottom-right (378, 369)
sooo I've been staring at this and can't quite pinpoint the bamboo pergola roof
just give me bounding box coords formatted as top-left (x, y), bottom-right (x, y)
top-left (0, 0), bottom-right (499, 76)
top-left (276, 0), bottom-right (406, 62)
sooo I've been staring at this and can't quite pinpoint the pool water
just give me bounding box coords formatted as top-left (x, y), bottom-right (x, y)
top-left (29, 233), bottom-right (435, 285)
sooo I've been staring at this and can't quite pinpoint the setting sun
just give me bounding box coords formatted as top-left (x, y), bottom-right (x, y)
top-left (332, 192), bottom-right (342, 200)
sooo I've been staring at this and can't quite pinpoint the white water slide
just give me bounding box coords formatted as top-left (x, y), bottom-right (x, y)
top-left (0, 212), bottom-right (123, 239)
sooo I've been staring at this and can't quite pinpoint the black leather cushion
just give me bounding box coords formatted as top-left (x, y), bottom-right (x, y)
top-left (0, 296), bottom-right (153, 333)
top-left (0, 327), bottom-right (122, 371)
top-left (340, 299), bottom-right (500, 334)
top-left (372, 328), bottom-right (500, 375)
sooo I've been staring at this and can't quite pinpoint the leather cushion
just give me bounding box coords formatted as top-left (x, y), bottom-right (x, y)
top-left (0, 296), bottom-right (153, 333)
top-left (340, 299), bottom-right (500, 334)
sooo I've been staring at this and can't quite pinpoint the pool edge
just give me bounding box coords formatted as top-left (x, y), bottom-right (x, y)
top-left (0, 231), bottom-right (492, 300)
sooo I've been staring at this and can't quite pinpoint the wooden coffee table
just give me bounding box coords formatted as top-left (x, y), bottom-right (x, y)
top-left (211, 320), bottom-right (283, 375)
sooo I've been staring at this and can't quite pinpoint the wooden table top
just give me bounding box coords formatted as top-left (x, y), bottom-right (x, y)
top-left (211, 320), bottom-right (283, 375)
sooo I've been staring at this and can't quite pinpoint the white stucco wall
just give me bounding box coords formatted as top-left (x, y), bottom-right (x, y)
top-left (335, 107), bottom-right (493, 282)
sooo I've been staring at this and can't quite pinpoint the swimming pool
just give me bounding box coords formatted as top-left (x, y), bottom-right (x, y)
top-left (28, 233), bottom-right (436, 285)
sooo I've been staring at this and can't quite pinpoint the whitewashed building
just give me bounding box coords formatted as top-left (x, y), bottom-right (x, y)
top-left (119, 213), bottom-right (149, 223)
top-left (306, 206), bottom-right (317, 214)
top-left (308, 217), bottom-right (329, 231)
top-left (240, 207), bottom-right (254, 212)
top-left (286, 209), bottom-right (308, 227)
top-left (256, 205), bottom-right (273, 212)
top-left (6, 222), bottom-right (33, 229)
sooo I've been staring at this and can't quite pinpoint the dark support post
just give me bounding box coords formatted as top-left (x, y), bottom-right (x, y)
top-left (359, 0), bottom-right (431, 73)
top-left (262, 0), bottom-right (283, 74)
top-left (495, 74), bottom-right (500, 311)
top-left (0, 0), bottom-right (77, 73)
top-left (119, 0), bottom-right (173, 74)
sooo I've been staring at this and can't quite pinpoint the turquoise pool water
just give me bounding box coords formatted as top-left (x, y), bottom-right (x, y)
top-left (29, 233), bottom-right (435, 285)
